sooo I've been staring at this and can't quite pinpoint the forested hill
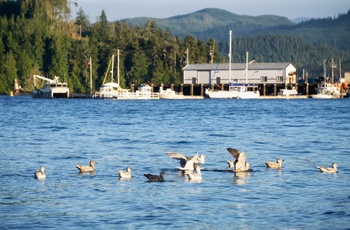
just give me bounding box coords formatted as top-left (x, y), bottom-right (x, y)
top-left (123, 8), bottom-right (350, 51)
top-left (0, 1), bottom-right (349, 95)
top-left (123, 8), bottom-right (294, 39)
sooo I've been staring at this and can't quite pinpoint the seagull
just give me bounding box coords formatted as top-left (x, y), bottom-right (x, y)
top-left (166, 152), bottom-right (206, 171)
top-left (76, 160), bottom-right (97, 173)
top-left (186, 163), bottom-right (202, 181)
top-left (317, 162), bottom-right (338, 173)
top-left (118, 167), bottom-right (132, 179)
top-left (34, 166), bottom-right (46, 180)
top-left (144, 172), bottom-right (166, 182)
top-left (265, 158), bottom-right (284, 169)
top-left (232, 162), bottom-right (251, 172)
top-left (226, 148), bottom-right (248, 172)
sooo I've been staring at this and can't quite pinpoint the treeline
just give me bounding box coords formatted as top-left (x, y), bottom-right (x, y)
top-left (0, 0), bottom-right (349, 94)
top-left (0, 0), bottom-right (221, 94)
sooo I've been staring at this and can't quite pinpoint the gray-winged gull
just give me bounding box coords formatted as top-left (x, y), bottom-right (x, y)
top-left (265, 158), bottom-right (284, 169)
top-left (76, 160), bottom-right (97, 173)
top-left (144, 171), bottom-right (166, 182)
top-left (226, 148), bottom-right (250, 172)
top-left (118, 167), bottom-right (132, 179)
top-left (232, 162), bottom-right (251, 172)
top-left (185, 163), bottom-right (202, 181)
top-left (317, 162), bottom-right (338, 173)
top-left (34, 166), bottom-right (46, 180)
top-left (166, 152), bottom-right (206, 172)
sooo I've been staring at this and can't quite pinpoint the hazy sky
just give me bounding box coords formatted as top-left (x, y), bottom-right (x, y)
top-left (72, 0), bottom-right (350, 21)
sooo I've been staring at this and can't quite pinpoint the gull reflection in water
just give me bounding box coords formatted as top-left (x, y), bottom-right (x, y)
top-left (233, 171), bottom-right (250, 185)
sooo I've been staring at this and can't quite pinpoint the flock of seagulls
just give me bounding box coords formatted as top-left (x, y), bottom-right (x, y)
top-left (34, 148), bottom-right (339, 181)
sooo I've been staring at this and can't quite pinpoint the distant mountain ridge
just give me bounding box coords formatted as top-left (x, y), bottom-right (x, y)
top-left (122, 8), bottom-right (294, 38)
top-left (122, 8), bottom-right (350, 51)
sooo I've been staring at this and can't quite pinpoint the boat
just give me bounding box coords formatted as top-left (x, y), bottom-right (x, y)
top-left (206, 30), bottom-right (236, 99)
top-left (96, 82), bottom-right (159, 100)
top-left (236, 52), bottom-right (260, 99)
top-left (95, 51), bottom-right (159, 100)
top-left (159, 85), bottom-right (204, 99)
top-left (116, 83), bottom-right (160, 100)
top-left (278, 87), bottom-right (298, 97)
top-left (310, 82), bottom-right (341, 99)
top-left (205, 82), bottom-right (240, 99)
top-left (159, 85), bottom-right (185, 99)
top-left (236, 84), bottom-right (260, 99)
top-left (96, 82), bottom-right (121, 99)
top-left (32, 75), bottom-right (69, 98)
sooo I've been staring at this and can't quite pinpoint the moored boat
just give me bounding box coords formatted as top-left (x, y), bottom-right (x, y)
top-left (236, 84), bottom-right (260, 99)
top-left (159, 85), bottom-right (185, 99)
top-left (278, 87), bottom-right (298, 97)
top-left (32, 75), bottom-right (69, 98)
top-left (310, 83), bottom-right (341, 99)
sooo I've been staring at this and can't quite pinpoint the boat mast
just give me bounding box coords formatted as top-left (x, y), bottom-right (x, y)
top-left (111, 54), bottom-right (114, 82)
top-left (246, 51), bottom-right (248, 85)
top-left (229, 30), bottom-right (232, 83)
top-left (89, 56), bottom-right (92, 96)
top-left (117, 49), bottom-right (120, 86)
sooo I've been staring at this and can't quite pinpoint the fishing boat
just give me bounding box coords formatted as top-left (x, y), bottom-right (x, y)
top-left (32, 75), bottom-right (69, 98)
top-left (310, 82), bottom-right (341, 99)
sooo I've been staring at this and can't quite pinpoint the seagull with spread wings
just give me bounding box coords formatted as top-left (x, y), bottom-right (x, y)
top-left (166, 152), bottom-right (206, 172)
top-left (226, 148), bottom-right (250, 172)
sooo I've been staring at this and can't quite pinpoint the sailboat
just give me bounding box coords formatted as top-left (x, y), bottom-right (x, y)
top-left (95, 53), bottom-right (120, 99)
top-left (236, 51), bottom-right (260, 99)
top-left (96, 50), bottom-right (159, 100)
top-left (205, 30), bottom-right (239, 99)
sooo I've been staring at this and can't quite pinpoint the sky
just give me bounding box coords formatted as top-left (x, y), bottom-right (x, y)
top-left (71, 0), bottom-right (350, 22)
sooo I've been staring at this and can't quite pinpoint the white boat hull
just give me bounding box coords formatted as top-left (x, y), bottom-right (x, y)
top-left (310, 94), bottom-right (332, 99)
top-left (160, 94), bottom-right (185, 99)
top-left (237, 92), bottom-right (260, 99)
top-left (205, 90), bottom-right (238, 99)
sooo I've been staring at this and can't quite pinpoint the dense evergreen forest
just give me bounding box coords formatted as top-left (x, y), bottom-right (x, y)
top-left (0, 0), bottom-right (349, 94)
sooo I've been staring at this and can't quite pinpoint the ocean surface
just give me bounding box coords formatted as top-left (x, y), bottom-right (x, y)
top-left (0, 96), bottom-right (349, 229)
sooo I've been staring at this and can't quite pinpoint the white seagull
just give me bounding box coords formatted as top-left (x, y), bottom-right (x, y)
top-left (34, 166), bottom-right (46, 180)
top-left (226, 148), bottom-right (249, 172)
top-left (185, 163), bottom-right (202, 181)
top-left (76, 160), bottom-right (97, 173)
top-left (118, 167), bottom-right (132, 179)
top-left (166, 152), bottom-right (206, 172)
top-left (317, 162), bottom-right (338, 173)
top-left (265, 158), bottom-right (284, 169)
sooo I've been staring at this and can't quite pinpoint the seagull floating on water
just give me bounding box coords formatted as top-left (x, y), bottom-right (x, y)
top-left (76, 160), bottom-right (97, 173)
top-left (317, 162), bottom-right (338, 173)
top-left (166, 152), bottom-right (206, 172)
top-left (226, 148), bottom-right (250, 172)
top-left (118, 167), bottom-right (132, 179)
top-left (231, 162), bottom-right (251, 172)
top-left (185, 163), bottom-right (202, 181)
top-left (34, 166), bottom-right (46, 180)
top-left (265, 158), bottom-right (284, 169)
top-left (144, 172), bottom-right (166, 182)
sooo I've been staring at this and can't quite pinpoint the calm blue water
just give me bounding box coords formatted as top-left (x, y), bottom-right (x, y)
top-left (1, 96), bottom-right (349, 229)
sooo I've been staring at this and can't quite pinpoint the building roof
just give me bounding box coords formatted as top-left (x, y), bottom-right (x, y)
top-left (182, 63), bottom-right (294, 71)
